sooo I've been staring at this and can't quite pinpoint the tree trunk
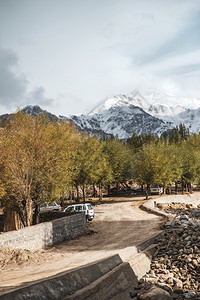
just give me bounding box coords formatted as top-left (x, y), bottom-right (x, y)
top-left (116, 183), bottom-right (119, 195)
top-left (99, 184), bottom-right (102, 201)
top-left (82, 185), bottom-right (85, 203)
top-left (33, 204), bottom-right (40, 225)
top-left (163, 186), bottom-right (166, 195)
top-left (76, 185), bottom-right (80, 202)
top-left (24, 200), bottom-right (29, 227)
top-left (25, 198), bottom-right (33, 227)
top-left (3, 204), bottom-right (24, 232)
top-left (107, 184), bottom-right (110, 196)
top-left (182, 181), bottom-right (185, 194)
top-left (60, 197), bottom-right (64, 209)
top-left (190, 183), bottom-right (193, 194)
top-left (175, 182), bottom-right (178, 194)
top-left (146, 184), bottom-right (150, 200)
top-left (188, 183), bottom-right (192, 194)
top-left (93, 184), bottom-right (97, 197)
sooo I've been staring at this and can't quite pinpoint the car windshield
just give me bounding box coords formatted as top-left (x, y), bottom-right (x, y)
top-left (87, 204), bottom-right (93, 210)
top-left (66, 206), bottom-right (73, 212)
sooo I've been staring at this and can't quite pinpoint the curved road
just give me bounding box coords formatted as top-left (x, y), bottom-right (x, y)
top-left (0, 197), bottom-right (163, 293)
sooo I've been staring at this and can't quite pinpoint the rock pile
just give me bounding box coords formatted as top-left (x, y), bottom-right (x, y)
top-left (132, 205), bottom-right (200, 299)
top-left (157, 202), bottom-right (200, 219)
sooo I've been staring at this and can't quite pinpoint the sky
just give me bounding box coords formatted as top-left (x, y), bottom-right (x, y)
top-left (0, 0), bottom-right (200, 117)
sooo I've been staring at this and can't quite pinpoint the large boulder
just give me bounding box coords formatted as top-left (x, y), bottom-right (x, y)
top-left (138, 284), bottom-right (172, 300)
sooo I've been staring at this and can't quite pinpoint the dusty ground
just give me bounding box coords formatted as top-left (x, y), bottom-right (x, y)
top-left (0, 196), bottom-right (163, 294)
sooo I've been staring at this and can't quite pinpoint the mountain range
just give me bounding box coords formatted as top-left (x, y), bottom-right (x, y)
top-left (1, 90), bottom-right (200, 140)
top-left (70, 90), bottom-right (200, 139)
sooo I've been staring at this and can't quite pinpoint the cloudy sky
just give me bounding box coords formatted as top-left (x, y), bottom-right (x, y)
top-left (0, 0), bottom-right (200, 116)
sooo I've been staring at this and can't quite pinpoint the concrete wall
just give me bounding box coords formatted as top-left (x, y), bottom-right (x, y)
top-left (0, 255), bottom-right (138, 300)
top-left (0, 213), bottom-right (86, 251)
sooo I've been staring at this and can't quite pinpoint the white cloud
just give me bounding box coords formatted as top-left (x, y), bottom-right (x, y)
top-left (0, 47), bottom-right (27, 107)
top-left (0, 47), bottom-right (53, 113)
top-left (0, 0), bottom-right (200, 115)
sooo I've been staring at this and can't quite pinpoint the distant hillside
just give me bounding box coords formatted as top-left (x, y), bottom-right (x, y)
top-left (0, 105), bottom-right (59, 127)
top-left (0, 106), bottom-right (112, 140)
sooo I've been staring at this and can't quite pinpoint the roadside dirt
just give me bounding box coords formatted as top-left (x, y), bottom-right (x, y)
top-left (0, 196), bottom-right (163, 294)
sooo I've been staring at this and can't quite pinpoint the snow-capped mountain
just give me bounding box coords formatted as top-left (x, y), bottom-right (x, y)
top-left (71, 90), bottom-right (200, 139)
top-left (1, 90), bottom-right (200, 140)
top-left (87, 90), bottom-right (200, 118)
top-left (138, 90), bottom-right (200, 124)
top-left (176, 108), bottom-right (200, 133)
top-left (71, 103), bottom-right (172, 140)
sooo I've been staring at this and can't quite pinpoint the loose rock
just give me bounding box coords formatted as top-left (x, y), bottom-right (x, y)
top-left (136, 203), bottom-right (200, 299)
top-left (137, 284), bottom-right (172, 300)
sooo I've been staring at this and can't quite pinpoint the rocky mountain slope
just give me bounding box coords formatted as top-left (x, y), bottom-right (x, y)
top-left (71, 90), bottom-right (200, 139)
top-left (1, 90), bottom-right (200, 139)
top-left (0, 105), bottom-right (59, 127)
top-left (71, 104), bottom-right (171, 140)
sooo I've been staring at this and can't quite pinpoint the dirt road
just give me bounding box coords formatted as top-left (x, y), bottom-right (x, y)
top-left (0, 197), bottom-right (163, 293)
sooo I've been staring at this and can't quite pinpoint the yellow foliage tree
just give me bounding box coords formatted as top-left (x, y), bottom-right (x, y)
top-left (0, 111), bottom-right (79, 231)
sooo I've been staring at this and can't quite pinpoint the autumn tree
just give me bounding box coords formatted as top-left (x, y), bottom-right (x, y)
top-left (0, 112), bottom-right (78, 230)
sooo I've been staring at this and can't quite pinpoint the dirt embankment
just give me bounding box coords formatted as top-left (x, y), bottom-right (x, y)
top-left (0, 197), bottom-right (163, 293)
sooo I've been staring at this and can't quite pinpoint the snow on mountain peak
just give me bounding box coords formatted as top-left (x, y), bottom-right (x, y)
top-left (70, 89), bottom-right (200, 140)
top-left (87, 90), bottom-right (200, 118)
top-left (140, 89), bottom-right (200, 110)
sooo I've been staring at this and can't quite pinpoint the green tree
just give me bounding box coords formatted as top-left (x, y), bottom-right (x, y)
top-left (91, 143), bottom-right (112, 200)
top-left (179, 140), bottom-right (200, 193)
top-left (103, 138), bottom-right (133, 194)
top-left (133, 143), bottom-right (160, 199)
top-left (127, 132), bottom-right (158, 153)
top-left (126, 132), bottom-right (142, 152)
top-left (156, 142), bottom-right (182, 193)
top-left (71, 134), bottom-right (107, 202)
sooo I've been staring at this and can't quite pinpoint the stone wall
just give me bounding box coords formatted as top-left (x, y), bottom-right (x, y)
top-left (0, 213), bottom-right (86, 251)
top-left (0, 255), bottom-right (138, 300)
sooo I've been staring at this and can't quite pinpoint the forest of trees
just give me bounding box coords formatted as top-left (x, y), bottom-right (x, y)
top-left (1, 111), bottom-right (200, 231)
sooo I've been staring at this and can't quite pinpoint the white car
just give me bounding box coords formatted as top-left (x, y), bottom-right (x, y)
top-left (40, 202), bottom-right (61, 212)
top-left (150, 185), bottom-right (163, 195)
top-left (64, 203), bottom-right (94, 221)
